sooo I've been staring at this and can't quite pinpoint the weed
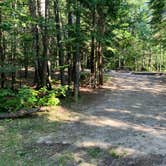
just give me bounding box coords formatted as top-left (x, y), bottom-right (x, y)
top-left (87, 147), bottom-right (103, 158)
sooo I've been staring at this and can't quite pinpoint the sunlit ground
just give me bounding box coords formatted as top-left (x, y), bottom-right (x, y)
top-left (0, 72), bottom-right (166, 165)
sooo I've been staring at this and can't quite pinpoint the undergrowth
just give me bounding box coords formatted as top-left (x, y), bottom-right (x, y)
top-left (0, 86), bottom-right (69, 113)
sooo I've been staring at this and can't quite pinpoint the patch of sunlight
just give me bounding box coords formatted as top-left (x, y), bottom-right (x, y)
top-left (40, 0), bottom-right (46, 16)
top-left (113, 134), bottom-right (166, 155)
top-left (131, 105), bottom-right (141, 108)
top-left (82, 113), bottom-right (165, 137)
top-left (105, 108), bottom-right (131, 113)
top-left (111, 146), bottom-right (140, 156)
top-left (83, 116), bottom-right (130, 129)
top-left (75, 140), bottom-right (139, 156)
top-left (0, 126), bottom-right (5, 131)
top-left (40, 106), bottom-right (71, 122)
top-left (134, 113), bottom-right (166, 121)
top-left (37, 134), bottom-right (53, 144)
top-left (75, 140), bottom-right (111, 149)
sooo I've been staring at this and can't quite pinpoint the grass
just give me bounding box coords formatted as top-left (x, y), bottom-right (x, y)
top-left (109, 149), bottom-right (121, 159)
top-left (108, 148), bottom-right (128, 159)
top-left (0, 105), bottom-right (128, 166)
top-left (55, 153), bottom-right (74, 166)
top-left (86, 147), bottom-right (104, 158)
top-left (0, 110), bottom-right (60, 166)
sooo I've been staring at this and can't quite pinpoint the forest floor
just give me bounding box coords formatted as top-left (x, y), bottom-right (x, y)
top-left (0, 71), bottom-right (166, 165)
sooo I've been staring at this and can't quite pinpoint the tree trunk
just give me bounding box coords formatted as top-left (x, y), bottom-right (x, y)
top-left (97, 8), bottom-right (105, 86)
top-left (0, 8), bottom-right (5, 88)
top-left (141, 51), bottom-right (145, 71)
top-left (97, 41), bottom-right (103, 86)
top-left (54, 0), bottom-right (65, 85)
top-left (148, 48), bottom-right (152, 71)
top-left (90, 7), bottom-right (96, 88)
top-left (23, 34), bottom-right (29, 78)
top-left (28, 0), bottom-right (42, 88)
top-left (74, 1), bottom-right (81, 101)
top-left (159, 43), bottom-right (162, 71)
top-left (34, 25), bottom-right (42, 88)
top-left (67, 0), bottom-right (73, 87)
top-left (11, 2), bottom-right (17, 90)
top-left (41, 0), bottom-right (51, 88)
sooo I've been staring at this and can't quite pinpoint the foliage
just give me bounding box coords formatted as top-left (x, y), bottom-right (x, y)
top-left (0, 88), bottom-right (15, 98)
top-left (37, 87), bottom-right (60, 106)
top-left (18, 86), bottom-right (38, 108)
top-left (53, 85), bottom-right (70, 97)
top-left (87, 147), bottom-right (103, 158)
top-left (149, 0), bottom-right (166, 47)
top-left (0, 89), bottom-right (21, 112)
top-left (0, 86), bottom-right (68, 113)
top-left (0, 0), bottom-right (165, 99)
top-left (109, 149), bottom-right (121, 159)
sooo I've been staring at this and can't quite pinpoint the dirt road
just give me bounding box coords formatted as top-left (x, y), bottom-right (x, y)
top-left (37, 71), bottom-right (166, 165)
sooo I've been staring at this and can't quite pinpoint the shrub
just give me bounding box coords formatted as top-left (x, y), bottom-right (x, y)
top-left (18, 86), bottom-right (38, 108)
top-left (53, 85), bottom-right (70, 97)
top-left (0, 96), bottom-right (21, 112)
top-left (47, 93), bottom-right (60, 106)
top-left (0, 89), bottom-right (20, 112)
top-left (37, 87), bottom-right (61, 106)
top-left (0, 86), bottom-right (67, 113)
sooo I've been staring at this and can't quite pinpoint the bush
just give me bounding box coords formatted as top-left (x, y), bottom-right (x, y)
top-left (38, 91), bottom-right (60, 106)
top-left (37, 86), bottom-right (70, 106)
top-left (0, 89), bottom-right (20, 112)
top-left (0, 96), bottom-right (21, 112)
top-left (47, 93), bottom-right (60, 106)
top-left (18, 86), bottom-right (38, 108)
top-left (53, 85), bottom-right (70, 97)
top-left (0, 86), bottom-right (68, 113)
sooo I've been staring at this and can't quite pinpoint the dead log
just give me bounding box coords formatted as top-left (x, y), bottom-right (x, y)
top-left (0, 108), bottom-right (40, 119)
top-left (132, 72), bottom-right (165, 75)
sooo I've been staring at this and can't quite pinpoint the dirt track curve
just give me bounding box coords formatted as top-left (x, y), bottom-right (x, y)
top-left (37, 71), bottom-right (166, 166)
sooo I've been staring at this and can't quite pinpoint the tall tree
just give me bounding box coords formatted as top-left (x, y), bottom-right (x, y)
top-left (0, 5), bottom-right (5, 88)
top-left (28, 0), bottom-right (42, 88)
top-left (54, 0), bottom-right (65, 85)
top-left (73, 0), bottom-right (81, 101)
top-left (67, 0), bottom-right (73, 87)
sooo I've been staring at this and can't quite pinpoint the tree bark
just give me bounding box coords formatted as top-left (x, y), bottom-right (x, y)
top-left (28, 0), bottom-right (42, 88)
top-left (54, 0), bottom-right (65, 85)
top-left (74, 1), bottom-right (81, 101)
top-left (97, 8), bottom-right (105, 86)
top-left (90, 7), bottom-right (96, 88)
top-left (41, 0), bottom-right (50, 87)
top-left (11, 2), bottom-right (17, 90)
top-left (0, 108), bottom-right (40, 119)
top-left (67, 0), bottom-right (73, 87)
top-left (97, 41), bottom-right (103, 86)
top-left (0, 8), bottom-right (5, 88)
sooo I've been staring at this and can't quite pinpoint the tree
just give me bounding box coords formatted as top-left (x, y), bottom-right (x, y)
top-left (0, 4), bottom-right (5, 88)
top-left (54, 0), bottom-right (65, 85)
top-left (73, 0), bottom-right (81, 101)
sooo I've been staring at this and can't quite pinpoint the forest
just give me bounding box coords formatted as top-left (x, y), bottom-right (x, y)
top-left (0, 0), bottom-right (166, 165)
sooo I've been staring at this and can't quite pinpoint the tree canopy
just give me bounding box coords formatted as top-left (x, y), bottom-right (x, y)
top-left (0, 0), bottom-right (165, 101)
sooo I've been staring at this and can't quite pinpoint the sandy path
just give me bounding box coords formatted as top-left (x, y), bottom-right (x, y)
top-left (37, 71), bottom-right (166, 165)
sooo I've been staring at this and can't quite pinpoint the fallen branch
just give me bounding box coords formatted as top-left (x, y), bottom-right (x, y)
top-left (0, 108), bottom-right (41, 119)
top-left (132, 72), bottom-right (165, 75)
